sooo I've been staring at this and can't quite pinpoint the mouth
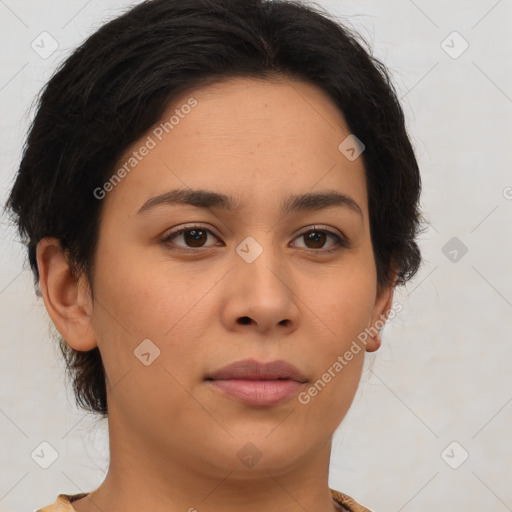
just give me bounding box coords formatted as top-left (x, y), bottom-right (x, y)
top-left (205, 358), bottom-right (308, 407)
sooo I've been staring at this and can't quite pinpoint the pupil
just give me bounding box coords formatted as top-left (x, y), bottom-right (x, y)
top-left (307, 231), bottom-right (324, 248)
top-left (186, 229), bottom-right (205, 246)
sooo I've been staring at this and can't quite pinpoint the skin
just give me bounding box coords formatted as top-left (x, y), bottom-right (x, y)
top-left (37, 76), bottom-right (395, 512)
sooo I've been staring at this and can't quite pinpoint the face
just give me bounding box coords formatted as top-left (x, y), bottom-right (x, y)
top-left (67, 77), bottom-right (393, 476)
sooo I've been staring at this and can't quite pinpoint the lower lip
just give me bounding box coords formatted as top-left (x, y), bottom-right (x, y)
top-left (207, 379), bottom-right (305, 407)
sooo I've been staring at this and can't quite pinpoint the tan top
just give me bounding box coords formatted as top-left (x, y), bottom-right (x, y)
top-left (36, 489), bottom-right (373, 512)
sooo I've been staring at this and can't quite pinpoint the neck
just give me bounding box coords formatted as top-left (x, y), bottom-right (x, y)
top-left (73, 411), bottom-right (341, 512)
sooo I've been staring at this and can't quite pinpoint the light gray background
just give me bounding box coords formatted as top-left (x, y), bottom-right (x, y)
top-left (1, 1), bottom-right (511, 511)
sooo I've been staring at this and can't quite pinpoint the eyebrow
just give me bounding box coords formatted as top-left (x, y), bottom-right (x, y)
top-left (136, 188), bottom-right (363, 217)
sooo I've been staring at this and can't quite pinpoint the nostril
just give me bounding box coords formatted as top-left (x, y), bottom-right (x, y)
top-left (239, 317), bottom-right (252, 325)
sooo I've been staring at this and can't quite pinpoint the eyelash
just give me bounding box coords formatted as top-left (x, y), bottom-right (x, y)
top-left (161, 224), bottom-right (348, 254)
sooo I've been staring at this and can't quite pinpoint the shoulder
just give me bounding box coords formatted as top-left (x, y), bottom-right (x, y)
top-left (37, 490), bottom-right (368, 512)
top-left (330, 488), bottom-right (374, 512)
top-left (36, 493), bottom-right (89, 512)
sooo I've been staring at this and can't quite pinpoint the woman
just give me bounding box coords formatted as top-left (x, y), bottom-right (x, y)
top-left (6, 0), bottom-right (422, 510)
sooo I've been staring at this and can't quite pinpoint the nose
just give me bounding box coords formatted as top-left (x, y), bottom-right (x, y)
top-left (220, 234), bottom-right (301, 335)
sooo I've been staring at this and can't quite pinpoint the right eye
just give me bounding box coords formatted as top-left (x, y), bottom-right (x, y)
top-left (161, 225), bottom-right (223, 252)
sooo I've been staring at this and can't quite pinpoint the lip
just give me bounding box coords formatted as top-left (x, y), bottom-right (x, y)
top-left (205, 358), bottom-right (308, 407)
top-left (206, 358), bottom-right (308, 382)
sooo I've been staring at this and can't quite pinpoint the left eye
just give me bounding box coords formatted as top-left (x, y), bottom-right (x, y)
top-left (292, 228), bottom-right (346, 252)
top-left (162, 225), bottom-right (346, 253)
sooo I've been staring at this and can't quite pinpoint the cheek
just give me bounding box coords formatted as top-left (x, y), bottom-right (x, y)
top-left (88, 257), bottom-right (203, 421)
top-left (91, 244), bottom-right (190, 336)
top-left (314, 259), bottom-right (376, 343)
top-left (89, 248), bottom-right (216, 381)
top-left (300, 263), bottom-right (376, 411)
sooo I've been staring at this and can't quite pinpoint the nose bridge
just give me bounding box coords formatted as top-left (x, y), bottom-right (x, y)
top-left (234, 230), bottom-right (291, 299)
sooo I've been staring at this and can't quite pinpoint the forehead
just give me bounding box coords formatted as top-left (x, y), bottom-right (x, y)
top-left (173, 76), bottom-right (353, 157)
top-left (102, 76), bottom-right (368, 218)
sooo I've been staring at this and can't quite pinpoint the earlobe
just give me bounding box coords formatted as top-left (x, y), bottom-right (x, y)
top-left (365, 276), bottom-right (397, 353)
top-left (36, 237), bottom-right (97, 351)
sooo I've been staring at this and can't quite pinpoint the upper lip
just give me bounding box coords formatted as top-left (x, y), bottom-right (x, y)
top-left (206, 358), bottom-right (308, 383)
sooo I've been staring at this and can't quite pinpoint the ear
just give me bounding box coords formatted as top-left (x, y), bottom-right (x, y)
top-left (36, 237), bottom-right (97, 351)
top-left (365, 273), bottom-right (397, 353)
